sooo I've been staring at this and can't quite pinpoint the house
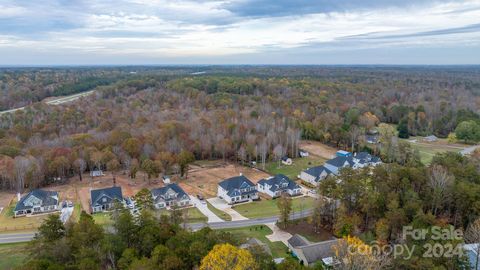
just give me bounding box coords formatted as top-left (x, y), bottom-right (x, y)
top-left (151, 183), bottom-right (191, 209)
top-left (353, 152), bottom-right (382, 168)
top-left (299, 149), bottom-right (309, 157)
top-left (464, 243), bottom-right (480, 270)
top-left (240, 238), bottom-right (272, 256)
top-left (90, 169), bottom-right (104, 177)
top-left (217, 175), bottom-right (258, 204)
top-left (162, 175), bottom-right (171, 184)
top-left (336, 150), bottom-right (352, 157)
top-left (91, 186), bottom-right (123, 213)
top-left (423, 135), bottom-right (438, 142)
top-left (281, 156), bottom-right (293, 165)
top-left (288, 234), bottom-right (340, 267)
top-left (14, 189), bottom-right (59, 217)
top-left (257, 174), bottom-right (302, 198)
top-left (299, 166), bottom-right (332, 186)
top-left (365, 134), bottom-right (379, 144)
top-left (324, 156), bottom-right (355, 175)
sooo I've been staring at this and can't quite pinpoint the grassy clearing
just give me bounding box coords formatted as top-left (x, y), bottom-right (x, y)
top-left (0, 200), bottom-right (47, 232)
top-left (400, 136), bottom-right (466, 164)
top-left (158, 207), bottom-right (208, 224)
top-left (219, 225), bottom-right (288, 258)
top-left (70, 203), bottom-right (82, 223)
top-left (0, 242), bottom-right (28, 269)
top-left (206, 202), bottom-right (232, 221)
top-left (92, 212), bottom-right (113, 227)
top-left (264, 156), bottom-right (327, 179)
top-left (233, 196), bottom-right (315, 219)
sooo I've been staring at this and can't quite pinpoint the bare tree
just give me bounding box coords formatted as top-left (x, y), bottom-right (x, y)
top-left (465, 218), bottom-right (480, 270)
top-left (428, 165), bottom-right (453, 216)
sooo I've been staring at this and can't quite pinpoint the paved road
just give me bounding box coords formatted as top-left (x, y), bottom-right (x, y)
top-left (190, 196), bottom-right (224, 223)
top-left (0, 209), bottom-right (313, 244)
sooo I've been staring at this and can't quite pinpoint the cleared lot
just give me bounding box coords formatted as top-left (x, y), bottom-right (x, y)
top-left (400, 136), bottom-right (470, 164)
top-left (178, 163), bottom-right (270, 198)
top-left (265, 156), bottom-right (327, 180)
top-left (299, 140), bottom-right (338, 160)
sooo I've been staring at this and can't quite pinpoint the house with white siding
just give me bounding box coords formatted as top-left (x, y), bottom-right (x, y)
top-left (14, 189), bottom-right (60, 217)
top-left (257, 174), bottom-right (301, 198)
top-left (217, 175), bottom-right (258, 204)
top-left (299, 166), bottom-right (333, 186)
top-left (151, 183), bottom-right (191, 209)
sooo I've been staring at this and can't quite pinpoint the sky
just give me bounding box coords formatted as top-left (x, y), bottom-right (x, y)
top-left (0, 0), bottom-right (480, 65)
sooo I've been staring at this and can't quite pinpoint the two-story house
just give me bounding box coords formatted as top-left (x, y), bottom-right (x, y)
top-left (14, 189), bottom-right (59, 217)
top-left (151, 183), bottom-right (191, 209)
top-left (91, 186), bottom-right (124, 213)
top-left (299, 166), bottom-right (333, 186)
top-left (257, 174), bottom-right (301, 198)
top-left (217, 175), bottom-right (258, 204)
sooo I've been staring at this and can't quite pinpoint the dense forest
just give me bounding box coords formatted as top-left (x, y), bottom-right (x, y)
top-left (0, 66), bottom-right (480, 191)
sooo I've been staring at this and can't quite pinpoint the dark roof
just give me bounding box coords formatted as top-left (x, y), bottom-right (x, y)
top-left (298, 239), bottom-right (340, 264)
top-left (326, 156), bottom-right (354, 168)
top-left (91, 186), bottom-right (123, 206)
top-left (288, 234), bottom-right (310, 248)
top-left (258, 174), bottom-right (299, 192)
top-left (281, 156), bottom-right (291, 161)
top-left (15, 189), bottom-right (59, 211)
top-left (303, 166), bottom-right (332, 180)
top-left (219, 175), bottom-right (255, 191)
top-left (151, 183), bottom-right (189, 203)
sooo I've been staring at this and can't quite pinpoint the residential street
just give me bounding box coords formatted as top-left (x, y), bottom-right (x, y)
top-left (190, 196), bottom-right (224, 223)
top-left (207, 197), bottom-right (248, 221)
top-left (0, 209), bottom-right (313, 244)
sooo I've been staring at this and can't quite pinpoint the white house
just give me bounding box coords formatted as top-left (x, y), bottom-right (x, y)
top-left (14, 189), bottom-right (60, 217)
top-left (324, 156), bottom-right (355, 175)
top-left (299, 166), bottom-right (333, 186)
top-left (257, 174), bottom-right (302, 198)
top-left (281, 156), bottom-right (293, 166)
top-left (217, 175), bottom-right (258, 204)
top-left (151, 183), bottom-right (191, 209)
top-left (90, 169), bottom-right (104, 177)
top-left (299, 149), bottom-right (309, 157)
top-left (352, 152), bottom-right (382, 168)
top-left (162, 175), bottom-right (171, 184)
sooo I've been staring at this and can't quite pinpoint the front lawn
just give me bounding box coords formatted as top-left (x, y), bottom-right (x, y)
top-left (206, 202), bottom-right (232, 221)
top-left (158, 207), bottom-right (208, 224)
top-left (219, 225), bottom-right (288, 258)
top-left (0, 200), bottom-right (48, 233)
top-left (264, 156), bottom-right (327, 179)
top-left (233, 196), bottom-right (315, 219)
top-left (0, 242), bottom-right (28, 269)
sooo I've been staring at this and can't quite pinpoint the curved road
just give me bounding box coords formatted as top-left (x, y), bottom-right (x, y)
top-left (0, 209), bottom-right (313, 244)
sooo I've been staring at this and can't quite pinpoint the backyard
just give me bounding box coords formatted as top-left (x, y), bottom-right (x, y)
top-left (264, 156), bottom-right (328, 180)
top-left (0, 242), bottom-right (28, 269)
top-left (233, 196), bottom-right (315, 219)
top-left (220, 225), bottom-right (289, 258)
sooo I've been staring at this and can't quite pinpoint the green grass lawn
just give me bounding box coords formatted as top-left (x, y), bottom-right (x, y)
top-left (400, 137), bottom-right (466, 164)
top-left (0, 242), bottom-right (28, 269)
top-left (0, 200), bottom-right (47, 232)
top-left (206, 202), bottom-right (232, 221)
top-left (92, 212), bottom-right (114, 227)
top-left (219, 225), bottom-right (288, 258)
top-left (265, 156), bottom-right (327, 179)
top-left (233, 196), bottom-right (315, 219)
top-left (70, 203), bottom-right (82, 223)
top-left (158, 207), bottom-right (208, 223)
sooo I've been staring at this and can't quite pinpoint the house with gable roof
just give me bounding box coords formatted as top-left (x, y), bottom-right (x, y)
top-left (299, 165), bottom-right (333, 186)
top-left (257, 174), bottom-right (302, 198)
top-left (90, 186), bottom-right (124, 213)
top-left (14, 189), bottom-right (60, 217)
top-left (151, 183), bottom-right (191, 209)
top-left (217, 175), bottom-right (258, 204)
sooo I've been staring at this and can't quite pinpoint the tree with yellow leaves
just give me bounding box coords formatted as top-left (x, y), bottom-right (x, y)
top-left (333, 235), bottom-right (391, 270)
top-left (200, 243), bottom-right (258, 270)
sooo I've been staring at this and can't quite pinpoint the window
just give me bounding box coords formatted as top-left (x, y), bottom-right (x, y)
top-left (102, 197), bottom-right (107, 203)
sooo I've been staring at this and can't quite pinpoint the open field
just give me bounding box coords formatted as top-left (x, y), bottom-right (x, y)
top-left (400, 136), bottom-right (470, 164)
top-left (220, 225), bottom-right (288, 258)
top-left (299, 140), bottom-right (338, 160)
top-left (179, 162), bottom-right (271, 198)
top-left (206, 201), bottom-right (232, 221)
top-left (285, 219), bottom-right (334, 242)
top-left (0, 242), bottom-right (28, 269)
top-left (233, 196), bottom-right (315, 219)
top-left (265, 156), bottom-right (328, 180)
top-left (0, 199), bottom-right (48, 232)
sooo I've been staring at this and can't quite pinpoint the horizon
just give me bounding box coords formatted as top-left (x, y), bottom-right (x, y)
top-left (1, 0), bottom-right (480, 65)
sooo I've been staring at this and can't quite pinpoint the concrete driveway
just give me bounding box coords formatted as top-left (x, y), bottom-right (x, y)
top-left (207, 197), bottom-right (249, 221)
top-left (265, 222), bottom-right (293, 246)
top-left (190, 196), bottom-right (224, 223)
top-left (60, 206), bottom-right (74, 223)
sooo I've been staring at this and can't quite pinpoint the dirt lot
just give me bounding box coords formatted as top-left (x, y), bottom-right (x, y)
top-left (299, 140), bottom-right (338, 160)
top-left (285, 219), bottom-right (335, 242)
top-left (0, 192), bottom-right (14, 213)
top-left (179, 162), bottom-right (271, 198)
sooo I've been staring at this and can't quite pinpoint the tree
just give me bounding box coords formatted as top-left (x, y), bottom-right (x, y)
top-left (133, 188), bottom-right (154, 210)
top-left (333, 236), bottom-right (391, 270)
top-left (199, 243), bottom-right (258, 270)
top-left (177, 150), bottom-right (195, 178)
top-left (277, 193), bottom-right (292, 229)
top-left (428, 165), bottom-right (453, 216)
top-left (140, 159), bottom-right (159, 183)
top-left (465, 218), bottom-right (480, 270)
top-left (35, 214), bottom-right (65, 242)
top-left (73, 158), bottom-right (86, 181)
top-left (455, 120), bottom-right (480, 143)
top-left (397, 118), bottom-right (409, 139)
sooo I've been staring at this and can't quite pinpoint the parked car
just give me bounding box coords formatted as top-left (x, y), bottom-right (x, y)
top-left (67, 201), bottom-right (74, 207)
top-left (197, 194), bottom-right (204, 200)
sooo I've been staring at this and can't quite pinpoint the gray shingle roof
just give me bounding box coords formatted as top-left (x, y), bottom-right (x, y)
top-left (298, 239), bottom-right (340, 265)
top-left (258, 174), bottom-right (299, 192)
top-left (91, 186), bottom-right (123, 207)
top-left (219, 175), bottom-right (255, 190)
top-left (15, 189), bottom-right (59, 211)
top-left (151, 183), bottom-right (189, 203)
top-left (303, 166), bottom-right (332, 181)
top-left (326, 156), bottom-right (354, 168)
top-left (288, 234), bottom-right (310, 247)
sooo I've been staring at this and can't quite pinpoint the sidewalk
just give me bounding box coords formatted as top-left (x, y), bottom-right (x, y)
top-left (207, 197), bottom-right (249, 221)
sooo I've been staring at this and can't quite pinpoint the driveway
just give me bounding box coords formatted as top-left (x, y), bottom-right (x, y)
top-left (190, 196), bottom-right (224, 223)
top-left (207, 197), bottom-right (249, 221)
top-left (265, 222), bottom-right (293, 246)
top-left (60, 206), bottom-right (74, 223)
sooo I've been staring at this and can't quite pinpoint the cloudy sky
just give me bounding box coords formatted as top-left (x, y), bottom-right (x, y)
top-left (0, 0), bottom-right (480, 65)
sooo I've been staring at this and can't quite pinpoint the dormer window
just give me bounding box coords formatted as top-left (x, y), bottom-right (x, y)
top-left (102, 197), bottom-right (107, 203)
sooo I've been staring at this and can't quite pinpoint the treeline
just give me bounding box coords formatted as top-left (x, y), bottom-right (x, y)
top-left (316, 151), bottom-right (480, 269)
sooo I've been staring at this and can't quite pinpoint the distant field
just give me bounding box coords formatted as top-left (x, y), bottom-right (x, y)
top-left (233, 196), bottom-right (315, 219)
top-left (219, 225), bottom-right (288, 258)
top-left (400, 136), bottom-right (468, 164)
top-left (265, 156), bottom-right (327, 180)
top-left (0, 242), bottom-right (28, 269)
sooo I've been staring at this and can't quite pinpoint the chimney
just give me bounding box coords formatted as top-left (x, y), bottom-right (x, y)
top-left (239, 173), bottom-right (243, 176)
top-left (17, 192), bottom-right (21, 201)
